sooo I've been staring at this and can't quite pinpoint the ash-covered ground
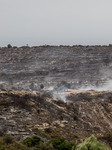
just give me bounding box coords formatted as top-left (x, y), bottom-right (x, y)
top-left (0, 45), bottom-right (112, 146)
top-left (0, 89), bottom-right (112, 146)
top-left (1, 45), bottom-right (112, 92)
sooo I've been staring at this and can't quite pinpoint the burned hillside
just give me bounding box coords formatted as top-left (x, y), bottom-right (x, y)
top-left (0, 89), bottom-right (112, 142)
top-left (0, 45), bottom-right (112, 90)
top-left (0, 45), bottom-right (112, 147)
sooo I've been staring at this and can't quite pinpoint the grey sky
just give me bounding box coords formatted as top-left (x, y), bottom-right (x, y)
top-left (0, 0), bottom-right (112, 46)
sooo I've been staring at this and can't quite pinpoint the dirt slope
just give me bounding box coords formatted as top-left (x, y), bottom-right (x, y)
top-left (0, 89), bottom-right (112, 142)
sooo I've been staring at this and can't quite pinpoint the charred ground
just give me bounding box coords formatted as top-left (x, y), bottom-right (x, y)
top-left (1, 45), bottom-right (112, 90)
top-left (0, 45), bottom-right (112, 147)
top-left (0, 89), bottom-right (112, 144)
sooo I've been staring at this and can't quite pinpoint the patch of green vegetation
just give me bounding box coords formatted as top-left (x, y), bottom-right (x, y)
top-left (47, 137), bottom-right (76, 150)
top-left (22, 135), bottom-right (44, 148)
top-left (76, 135), bottom-right (111, 150)
top-left (0, 134), bottom-right (111, 150)
top-left (0, 147), bottom-right (5, 150)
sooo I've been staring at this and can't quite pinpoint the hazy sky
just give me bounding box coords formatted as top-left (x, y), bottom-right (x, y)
top-left (0, 0), bottom-right (112, 46)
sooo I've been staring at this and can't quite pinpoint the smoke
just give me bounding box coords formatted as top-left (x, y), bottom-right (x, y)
top-left (97, 65), bottom-right (112, 91)
top-left (36, 65), bottom-right (112, 101)
top-left (99, 80), bottom-right (112, 91)
top-left (1, 64), bottom-right (112, 102)
top-left (79, 65), bottom-right (112, 91)
top-left (79, 81), bottom-right (112, 91)
top-left (100, 65), bottom-right (112, 80)
top-left (53, 91), bottom-right (67, 102)
top-left (47, 85), bottom-right (67, 102)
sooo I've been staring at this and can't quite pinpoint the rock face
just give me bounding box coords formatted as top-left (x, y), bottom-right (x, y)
top-left (0, 45), bottom-right (112, 90)
top-left (0, 89), bottom-right (112, 141)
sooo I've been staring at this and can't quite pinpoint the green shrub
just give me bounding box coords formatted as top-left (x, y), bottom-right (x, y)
top-left (47, 137), bottom-right (76, 150)
top-left (57, 141), bottom-right (76, 150)
top-left (22, 137), bottom-right (32, 147)
top-left (22, 135), bottom-right (44, 148)
top-left (76, 135), bottom-right (111, 150)
top-left (0, 147), bottom-right (5, 150)
top-left (47, 137), bottom-right (64, 148)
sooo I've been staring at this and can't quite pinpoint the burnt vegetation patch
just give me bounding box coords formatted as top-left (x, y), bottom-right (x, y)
top-left (0, 89), bottom-right (112, 147)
